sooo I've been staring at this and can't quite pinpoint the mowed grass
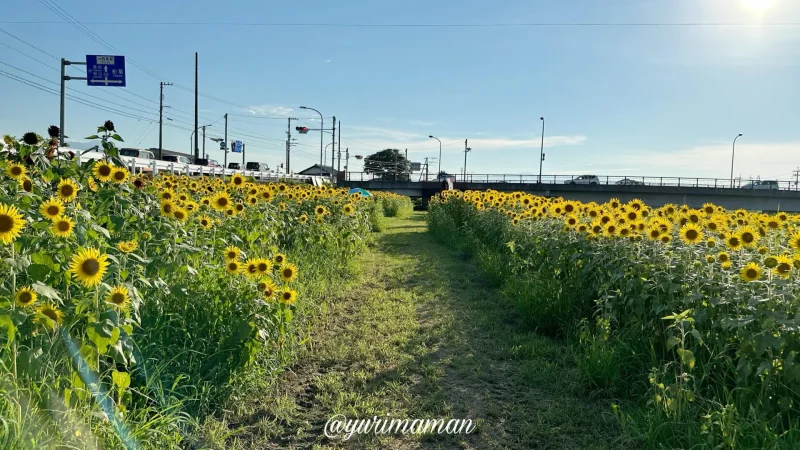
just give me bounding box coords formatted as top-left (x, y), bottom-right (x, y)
top-left (210, 212), bottom-right (621, 449)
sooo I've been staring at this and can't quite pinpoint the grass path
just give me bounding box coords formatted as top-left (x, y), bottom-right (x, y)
top-left (221, 212), bottom-right (621, 449)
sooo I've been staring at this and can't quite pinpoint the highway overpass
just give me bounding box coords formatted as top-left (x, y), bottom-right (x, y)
top-left (339, 180), bottom-right (800, 212)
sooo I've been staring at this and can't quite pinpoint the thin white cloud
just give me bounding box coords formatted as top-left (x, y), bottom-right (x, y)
top-left (324, 59), bottom-right (332, 63)
top-left (243, 105), bottom-right (294, 116)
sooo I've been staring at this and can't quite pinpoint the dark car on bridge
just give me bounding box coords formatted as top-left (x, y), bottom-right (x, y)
top-left (616, 178), bottom-right (644, 186)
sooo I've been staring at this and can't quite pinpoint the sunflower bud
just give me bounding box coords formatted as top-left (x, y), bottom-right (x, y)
top-left (22, 132), bottom-right (39, 146)
top-left (103, 120), bottom-right (115, 132)
top-left (47, 125), bottom-right (60, 138)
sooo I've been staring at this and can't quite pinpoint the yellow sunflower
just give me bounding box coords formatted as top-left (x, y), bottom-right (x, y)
top-left (111, 167), bottom-right (130, 183)
top-left (299, 214), bottom-right (309, 224)
top-left (36, 304), bottom-right (64, 327)
top-left (93, 161), bottom-right (114, 181)
top-left (224, 246), bottom-right (241, 261)
top-left (774, 255), bottom-right (793, 279)
top-left (0, 203), bottom-right (25, 244)
top-left (343, 203), bottom-right (355, 215)
top-left (736, 226), bottom-right (759, 248)
top-left (717, 252), bottom-right (730, 263)
top-left (725, 235), bottom-right (743, 251)
top-left (40, 197), bottom-right (65, 221)
top-left (244, 258), bottom-right (261, 278)
top-left (6, 163), bottom-right (26, 180)
top-left (15, 286), bottom-right (37, 308)
top-left (105, 285), bottom-right (131, 309)
top-left (740, 262), bottom-right (762, 282)
top-left (198, 214), bottom-right (214, 229)
top-left (50, 215), bottom-right (75, 238)
top-left (315, 205), bottom-right (327, 216)
top-left (19, 176), bottom-right (33, 193)
top-left (87, 176), bottom-right (99, 192)
top-left (789, 231), bottom-right (800, 252)
top-left (705, 255), bottom-right (715, 263)
top-left (257, 278), bottom-right (277, 294)
top-left (56, 178), bottom-right (79, 202)
top-left (160, 200), bottom-right (175, 217)
top-left (279, 262), bottom-right (298, 283)
top-left (230, 174), bottom-right (245, 188)
top-left (117, 240), bottom-right (138, 253)
top-left (68, 247), bottom-right (109, 287)
top-left (212, 191), bottom-right (232, 211)
top-left (172, 207), bottom-right (189, 223)
top-left (679, 223), bottom-right (704, 244)
top-left (279, 288), bottom-right (297, 305)
top-left (226, 259), bottom-right (241, 275)
top-left (273, 253), bottom-right (286, 266)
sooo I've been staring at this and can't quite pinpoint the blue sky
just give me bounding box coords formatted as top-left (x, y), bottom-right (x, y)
top-left (1, 0), bottom-right (799, 180)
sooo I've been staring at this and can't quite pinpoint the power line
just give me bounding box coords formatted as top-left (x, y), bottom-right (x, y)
top-left (4, 21), bottom-right (800, 27)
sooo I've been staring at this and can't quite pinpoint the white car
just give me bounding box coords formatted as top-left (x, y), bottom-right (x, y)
top-left (741, 180), bottom-right (779, 190)
top-left (565, 175), bottom-right (600, 185)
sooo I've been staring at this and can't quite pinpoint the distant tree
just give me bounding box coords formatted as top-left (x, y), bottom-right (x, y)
top-left (363, 149), bottom-right (411, 181)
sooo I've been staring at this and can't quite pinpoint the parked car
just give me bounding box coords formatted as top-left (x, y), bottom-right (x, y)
top-left (119, 148), bottom-right (155, 159)
top-left (228, 162), bottom-right (241, 170)
top-left (246, 162), bottom-right (269, 171)
top-left (741, 180), bottom-right (779, 190)
top-left (162, 155), bottom-right (192, 164)
top-left (616, 178), bottom-right (644, 186)
top-left (565, 175), bottom-right (600, 185)
top-left (194, 158), bottom-right (210, 166)
top-left (209, 159), bottom-right (222, 168)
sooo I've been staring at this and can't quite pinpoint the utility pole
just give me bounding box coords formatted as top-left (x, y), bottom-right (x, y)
top-left (242, 143), bottom-right (246, 167)
top-left (60, 58), bottom-right (88, 147)
top-left (331, 116), bottom-right (337, 177)
top-left (463, 139), bottom-right (471, 181)
top-left (223, 113), bottom-right (228, 169)
top-left (201, 125), bottom-right (207, 159)
top-left (286, 117), bottom-right (297, 173)
top-left (345, 148), bottom-right (350, 181)
top-left (194, 52), bottom-right (199, 160)
top-left (538, 117), bottom-right (545, 184)
top-left (794, 167), bottom-right (800, 191)
top-left (158, 82), bottom-right (172, 160)
top-left (337, 120), bottom-right (341, 178)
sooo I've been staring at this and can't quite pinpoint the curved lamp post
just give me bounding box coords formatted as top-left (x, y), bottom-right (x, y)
top-left (731, 133), bottom-right (743, 188)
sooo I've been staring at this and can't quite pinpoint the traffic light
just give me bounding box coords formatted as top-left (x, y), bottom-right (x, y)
top-left (295, 126), bottom-right (309, 134)
top-left (542, 153), bottom-right (546, 161)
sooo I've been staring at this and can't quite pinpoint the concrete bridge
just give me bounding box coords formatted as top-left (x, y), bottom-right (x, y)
top-left (339, 180), bottom-right (800, 212)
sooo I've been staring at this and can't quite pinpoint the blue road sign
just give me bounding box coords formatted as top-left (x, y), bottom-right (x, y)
top-left (86, 55), bottom-right (126, 87)
top-left (233, 140), bottom-right (243, 153)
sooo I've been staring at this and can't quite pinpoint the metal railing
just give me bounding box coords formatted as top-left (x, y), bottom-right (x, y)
top-left (61, 148), bottom-right (324, 184)
top-left (342, 172), bottom-right (797, 191)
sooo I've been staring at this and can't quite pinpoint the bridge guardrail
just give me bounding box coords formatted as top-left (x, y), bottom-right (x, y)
top-left (342, 172), bottom-right (798, 191)
top-left (55, 148), bottom-right (323, 184)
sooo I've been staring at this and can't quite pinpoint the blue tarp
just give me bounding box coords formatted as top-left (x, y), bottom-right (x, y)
top-left (348, 188), bottom-right (372, 197)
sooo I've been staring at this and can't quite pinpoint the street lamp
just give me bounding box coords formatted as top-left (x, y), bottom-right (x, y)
top-left (429, 135), bottom-right (441, 177)
top-left (190, 124), bottom-right (213, 158)
top-left (300, 106), bottom-right (323, 170)
top-left (538, 117), bottom-right (545, 184)
top-left (325, 143), bottom-right (332, 164)
top-left (731, 133), bottom-right (743, 188)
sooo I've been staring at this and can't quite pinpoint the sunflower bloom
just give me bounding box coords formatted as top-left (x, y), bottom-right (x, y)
top-left (111, 167), bottom-right (130, 183)
top-left (117, 240), bottom-right (138, 253)
top-left (736, 226), bottom-right (759, 248)
top-left (343, 203), bottom-right (355, 215)
top-left (273, 253), bottom-right (286, 266)
top-left (212, 191), bottom-right (232, 211)
top-left (226, 260), bottom-right (241, 275)
top-left (774, 255), bottom-right (793, 279)
top-left (50, 216), bottom-right (75, 238)
top-left (56, 178), bottom-right (80, 202)
top-left (40, 197), bottom-right (65, 221)
top-left (244, 258), bottom-right (261, 278)
top-left (279, 263), bottom-right (298, 283)
top-left (15, 287), bottom-right (37, 308)
top-left (256, 258), bottom-right (271, 275)
top-left (740, 262), bottom-right (762, 282)
top-left (37, 304), bottom-right (64, 327)
top-left (725, 235), bottom-right (743, 251)
top-left (92, 161), bottom-right (114, 181)
top-left (0, 203), bottom-right (25, 244)
top-left (279, 288), bottom-right (297, 305)
top-left (679, 223), bottom-right (704, 244)
top-left (69, 248), bottom-right (110, 287)
top-left (106, 285), bottom-right (131, 309)
top-left (299, 214), bottom-right (309, 223)
top-left (6, 163), bottom-right (26, 180)
top-left (198, 214), bottom-right (214, 229)
top-left (789, 231), bottom-right (800, 252)
top-left (224, 246), bottom-right (241, 261)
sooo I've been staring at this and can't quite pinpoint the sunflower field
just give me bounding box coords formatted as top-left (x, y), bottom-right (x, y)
top-left (0, 125), bottom-right (383, 448)
top-left (429, 190), bottom-right (800, 449)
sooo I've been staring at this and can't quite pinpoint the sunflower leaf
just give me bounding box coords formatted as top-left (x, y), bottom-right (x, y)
top-left (31, 282), bottom-right (62, 301)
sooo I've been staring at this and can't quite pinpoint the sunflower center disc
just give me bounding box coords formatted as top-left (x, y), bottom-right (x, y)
top-left (0, 215), bottom-right (12, 232)
top-left (58, 221), bottom-right (70, 232)
top-left (82, 259), bottom-right (100, 276)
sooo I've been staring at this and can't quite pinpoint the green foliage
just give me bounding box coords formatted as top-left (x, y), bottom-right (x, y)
top-left (428, 193), bottom-right (800, 449)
